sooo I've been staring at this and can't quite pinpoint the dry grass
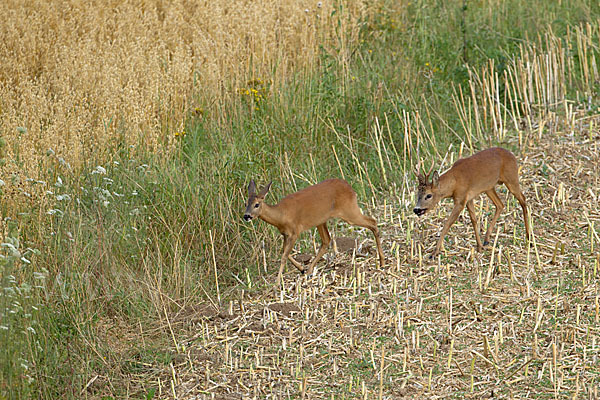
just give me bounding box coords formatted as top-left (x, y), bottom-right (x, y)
top-left (0, 0), bottom-right (365, 179)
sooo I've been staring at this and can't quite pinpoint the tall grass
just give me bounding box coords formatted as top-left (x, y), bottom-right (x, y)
top-left (0, 0), bottom-right (364, 198)
top-left (1, 0), bottom-right (599, 397)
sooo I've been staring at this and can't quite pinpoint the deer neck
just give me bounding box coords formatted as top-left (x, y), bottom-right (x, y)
top-left (259, 203), bottom-right (286, 230)
top-left (437, 172), bottom-right (456, 199)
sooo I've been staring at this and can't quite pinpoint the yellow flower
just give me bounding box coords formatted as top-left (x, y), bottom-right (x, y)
top-left (174, 131), bottom-right (186, 137)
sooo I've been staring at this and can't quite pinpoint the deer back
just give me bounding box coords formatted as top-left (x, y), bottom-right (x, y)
top-left (276, 179), bottom-right (356, 231)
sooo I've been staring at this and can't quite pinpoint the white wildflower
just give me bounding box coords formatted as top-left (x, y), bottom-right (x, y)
top-left (1, 243), bottom-right (20, 257)
top-left (46, 209), bottom-right (64, 217)
top-left (92, 166), bottom-right (107, 175)
top-left (33, 272), bottom-right (47, 280)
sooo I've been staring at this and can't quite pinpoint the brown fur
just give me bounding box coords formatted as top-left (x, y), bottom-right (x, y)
top-left (414, 147), bottom-right (530, 256)
top-left (244, 179), bottom-right (385, 285)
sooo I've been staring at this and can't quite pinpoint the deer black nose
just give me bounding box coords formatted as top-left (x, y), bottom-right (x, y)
top-left (413, 208), bottom-right (426, 216)
top-left (243, 214), bottom-right (252, 221)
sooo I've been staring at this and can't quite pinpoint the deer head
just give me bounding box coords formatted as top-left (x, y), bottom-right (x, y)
top-left (413, 164), bottom-right (441, 216)
top-left (243, 180), bottom-right (272, 221)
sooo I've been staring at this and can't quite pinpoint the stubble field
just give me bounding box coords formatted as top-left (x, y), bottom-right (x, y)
top-left (165, 120), bottom-right (600, 399)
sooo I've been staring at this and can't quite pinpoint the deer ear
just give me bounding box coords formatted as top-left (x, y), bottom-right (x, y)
top-left (258, 181), bottom-right (272, 197)
top-left (248, 180), bottom-right (256, 195)
top-left (431, 171), bottom-right (439, 187)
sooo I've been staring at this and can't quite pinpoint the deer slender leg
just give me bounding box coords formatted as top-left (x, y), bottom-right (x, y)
top-left (504, 182), bottom-right (531, 242)
top-left (305, 224), bottom-right (332, 276)
top-left (483, 189), bottom-right (504, 245)
top-left (285, 235), bottom-right (305, 271)
top-left (369, 225), bottom-right (385, 268)
top-left (285, 234), bottom-right (305, 272)
top-left (287, 255), bottom-right (305, 271)
top-left (466, 199), bottom-right (483, 251)
top-left (433, 200), bottom-right (467, 256)
top-left (341, 208), bottom-right (385, 268)
top-left (278, 234), bottom-right (298, 285)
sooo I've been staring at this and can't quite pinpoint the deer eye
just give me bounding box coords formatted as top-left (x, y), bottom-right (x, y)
top-left (425, 194), bottom-right (432, 200)
top-left (254, 203), bottom-right (260, 208)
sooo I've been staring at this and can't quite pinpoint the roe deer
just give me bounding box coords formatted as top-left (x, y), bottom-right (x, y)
top-left (244, 179), bottom-right (385, 285)
top-left (413, 147), bottom-right (530, 257)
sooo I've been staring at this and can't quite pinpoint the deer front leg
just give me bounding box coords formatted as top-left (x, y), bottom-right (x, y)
top-left (287, 255), bottom-right (305, 272)
top-left (278, 234), bottom-right (298, 285)
top-left (433, 200), bottom-right (466, 257)
top-left (305, 224), bottom-right (332, 276)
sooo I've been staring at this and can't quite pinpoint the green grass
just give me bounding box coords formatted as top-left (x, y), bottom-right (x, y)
top-left (2, 0), bottom-right (600, 398)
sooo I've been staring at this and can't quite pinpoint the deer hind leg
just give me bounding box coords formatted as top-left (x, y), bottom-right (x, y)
top-left (465, 199), bottom-right (484, 251)
top-left (483, 188), bottom-right (505, 246)
top-left (434, 200), bottom-right (466, 257)
top-left (278, 233), bottom-right (299, 285)
top-left (340, 205), bottom-right (385, 268)
top-left (504, 181), bottom-right (531, 242)
top-left (305, 224), bottom-right (332, 276)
